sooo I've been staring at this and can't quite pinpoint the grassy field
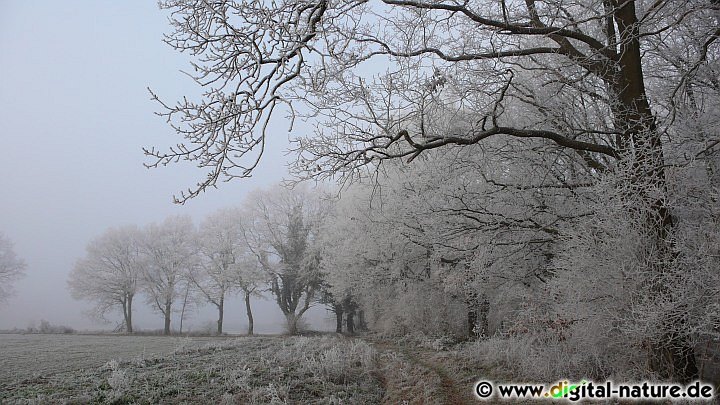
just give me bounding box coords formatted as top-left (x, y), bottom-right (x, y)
top-left (0, 334), bottom-right (384, 404)
top-left (0, 334), bottom-right (233, 382)
top-left (0, 333), bottom-right (497, 404)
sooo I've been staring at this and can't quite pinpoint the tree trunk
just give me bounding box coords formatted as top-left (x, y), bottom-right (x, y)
top-left (286, 313), bottom-right (298, 335)
top-left (357, 310), bottom-right (367, 332)
top-left (164, 301), bottom-right (171, 335)
top-left (179, 281), bottom-right (193, 335)
top-left (465, 289), bottom-right (481, 338)
top-left (609, 1), bottom-right (698, 382)
top-left (121, 299), bottom-right (129, 333)
top-left (346, 310), bottom-right (355, 335)
top-left (126, 294), bottom-right (133, 333)
top-left (467, 308), bottom-right (478, 338)
top-left (477, 297), bottom-right (489, 338)
top-left (335, 306), bottom-right (344, 333)
top-left (244, 292), bottom-right (254, 336)
top-left (217, 296), bottom-right (224, 335)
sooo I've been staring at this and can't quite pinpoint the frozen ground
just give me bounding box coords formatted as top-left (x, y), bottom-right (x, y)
top-left (0, 333), bottom-right (501, 404)
top-left (0, 334), bottom-right (384, 404)
top-left (0, 333), bottom-right (226, 382)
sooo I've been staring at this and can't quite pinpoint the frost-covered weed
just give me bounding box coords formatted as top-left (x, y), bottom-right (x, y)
top-left (219, 392), bottom-right (235, 405)
top-left (103, 358), bottom-right (132, 401)
top-left (224, 364), bottom-right (253, 390)
top-left (108, 368), bottom-right (131, 392)
top-left (102, 359), bottom-right (120, 371)
top-left (250, 382), bottom-right (290, 404)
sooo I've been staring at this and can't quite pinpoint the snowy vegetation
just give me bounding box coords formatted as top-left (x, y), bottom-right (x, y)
top-left (143, 0), bottom-right (720, 385)
top-left (4, 0), bottom-right (720, 402)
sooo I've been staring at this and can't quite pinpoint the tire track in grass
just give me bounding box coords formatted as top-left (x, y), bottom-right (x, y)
top-left (368, 339), bottom-right (474, 405)
top-left (401, 346), bottom-right (470, 404)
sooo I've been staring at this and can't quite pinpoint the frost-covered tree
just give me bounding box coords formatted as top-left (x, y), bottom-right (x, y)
top-left (193, 208), bottom-right (243, 335)
top-left (0, 233), bottom-right (26, 305)
top-left (148, 0), bottom-right (720, 380)
top-left (233, 252), bottom-right (264, 336)
top-left (241, 185), bottom-right (329, 335)
top-left (68, 226), bottom-right (143, 332)
top-left (141, 215), bottom-right (197, 335)
top-left (194, 207), bottom-right (264, 335)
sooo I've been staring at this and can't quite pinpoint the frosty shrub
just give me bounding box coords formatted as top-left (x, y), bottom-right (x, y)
top-left (492, 168), bottom-right (713, 381)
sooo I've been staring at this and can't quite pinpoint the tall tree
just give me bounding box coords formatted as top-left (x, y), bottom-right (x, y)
top-left (233, 253), bottom-right (264, 336)
top-left (0, 233), bottom-right (26, 305)
top-left (68, 226), bottom-right (143, 332)
top-left (193, 208), bottom-right (243, 335)
top-left (142, 215), bottom-right (197, 335)
top-left (194, 207), bottom-right (265, 335)
top-left (242, 185), bottom-right (329, 335)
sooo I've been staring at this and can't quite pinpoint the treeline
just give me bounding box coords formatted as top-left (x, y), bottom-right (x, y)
top-left (68, 186), bottom-right (332, 336)
top-left (10, 320), bottom-right (76, 335)
top-left (70, 147), bottom-right (720, 382)
top-left (318, 138), bottom-right (720, 382)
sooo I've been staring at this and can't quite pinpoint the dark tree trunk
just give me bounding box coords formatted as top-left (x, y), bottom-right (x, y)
top-left (477, 297), bottom-right (490, 338)
top-left (164, 302), bottom-right (171, 335)
top-left (466, 292), bottom-right (489, 339)
top-left (244, 292), bottom-right (254, 336)
top-left (346, 310), bottom-right (355, 335)
top-left (121, 299), bottom-right (129, 333)
top-left (126, 294), bottom-right (133, 333)
top-left (335, 306), bottom-right (344, 333)
top-left (356, 310), bottom-right (367, 332)
top-left (217, 296), bottom-right (224, 335)
top-left (467, 308), bottom-right (478, 338)
top-left (465, 289), bottom-right (481, 338)
top-left (286, 314), bottom-right (298, 335)
top-left (609, 1), bottom-right (697, 382)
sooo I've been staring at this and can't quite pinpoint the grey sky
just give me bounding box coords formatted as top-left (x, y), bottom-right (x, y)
top-left (0, 1), bottom-right (324, 332)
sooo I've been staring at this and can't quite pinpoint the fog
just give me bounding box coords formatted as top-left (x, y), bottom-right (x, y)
top-left (0, 2), bottom-right (331, 333)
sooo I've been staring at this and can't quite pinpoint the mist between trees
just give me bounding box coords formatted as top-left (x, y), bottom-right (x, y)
top-left (67, 185), bottom-right (332, 337)
top-left (139, 0), bottom-right (719, 384)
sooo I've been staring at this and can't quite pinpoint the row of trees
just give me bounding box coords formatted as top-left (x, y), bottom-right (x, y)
top-left (146, 0), bottom-right (719, 382)
top-left (68, 186), bottom-right (330, 335)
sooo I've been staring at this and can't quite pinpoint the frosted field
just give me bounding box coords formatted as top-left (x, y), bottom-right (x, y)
top-left (0, 333), bottom-right (385, 404)
top-left (0, 334), bottom-right (229, 382)
top-left (0, 333), bottom-right (494, 403)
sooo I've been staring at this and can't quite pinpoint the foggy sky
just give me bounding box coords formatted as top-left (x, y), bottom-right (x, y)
top-left (0, 2), bottom-right (331, 332)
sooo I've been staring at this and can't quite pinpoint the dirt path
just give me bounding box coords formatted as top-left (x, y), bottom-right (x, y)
top-left (368, 339), bottom-right (476, 404)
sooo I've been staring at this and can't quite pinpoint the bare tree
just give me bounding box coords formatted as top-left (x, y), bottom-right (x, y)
top-left (142, 215), bottom-right (197, 335)
top-left (241, 185), bottom-right (329, 335)
top-left (194, 207), bottom-right (243, 335)
top-left (0, 233), bottom-right (26, 305)
top-left (233, 251), bottom-right (265, 336)
top-left (194, 210), bottom-right (237, 335)
top-left (68, 226), bottom-right (143, 332)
